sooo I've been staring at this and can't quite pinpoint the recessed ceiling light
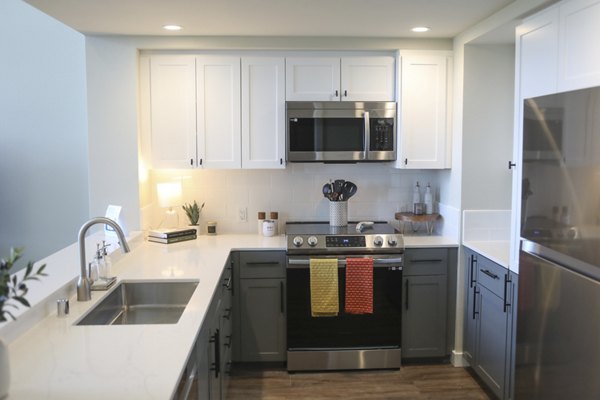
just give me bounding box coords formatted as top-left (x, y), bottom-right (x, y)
top-left (163, 25), bottom-right (182, 31)
top-left (411, 26), bottom-right (430, 33)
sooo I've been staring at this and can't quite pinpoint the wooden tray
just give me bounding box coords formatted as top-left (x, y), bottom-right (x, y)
top-left (395, 212), bottom-right (440, 235)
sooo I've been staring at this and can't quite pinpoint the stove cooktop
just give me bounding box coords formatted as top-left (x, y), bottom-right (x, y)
top-left (285, 221), bottom-right (403, 254)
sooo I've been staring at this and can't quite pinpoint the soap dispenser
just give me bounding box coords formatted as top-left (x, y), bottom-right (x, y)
top-left (424, 183), bottom-right (433, 215)
top-left (413, 181), bottom-right (421, 206)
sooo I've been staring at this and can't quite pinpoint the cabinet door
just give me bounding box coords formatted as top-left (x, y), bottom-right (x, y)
top-left (150, 55), bottom-right (197, 169)
top-left (558, 0), bottom-right (600, 91)
top-left (401, 274), bottom-right (447, 358)
top-left (241, 57), bottom-right (286, 169)
top-left (285, 57), bottom-right (341, 101)
top-left (341, 56), bottom-right (395, 101)
top-left (517, 5), bottom-right (559, 99)
top-left (476, 285), bottom-right (508, 400)
top-left (397, 52), bottom-right (451, 169)
top-left (240, 278), bottom-right (286, 362)
top-left (196, 56), bottom-right (241, 169)
top-left (463, 250), bottom-right (478, 366)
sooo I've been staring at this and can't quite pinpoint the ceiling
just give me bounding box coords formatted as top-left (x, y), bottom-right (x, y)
top-left (25, 0), bottom-right (515, 38)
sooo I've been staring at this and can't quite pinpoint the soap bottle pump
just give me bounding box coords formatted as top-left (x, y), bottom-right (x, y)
top-left (424, 183), bottom-right (433, 215)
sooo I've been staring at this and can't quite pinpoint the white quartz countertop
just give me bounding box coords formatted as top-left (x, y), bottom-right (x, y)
top-left (462, 240), bottom-right (510, 268)
top-left (4, 231), bottom-right (457, 399)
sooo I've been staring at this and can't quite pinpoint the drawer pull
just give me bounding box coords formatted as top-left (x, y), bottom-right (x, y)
top-left (469, 255), bottom-right (477, 288)
top-left (481, 269), bottom-right (499, 280)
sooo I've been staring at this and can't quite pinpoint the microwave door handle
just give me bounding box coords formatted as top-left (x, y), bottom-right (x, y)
top-left (363, 111), bottom-right (369, 160)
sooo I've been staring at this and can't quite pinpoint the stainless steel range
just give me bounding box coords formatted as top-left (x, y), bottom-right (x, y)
top-left (285, 221), bottom-right (404, 371)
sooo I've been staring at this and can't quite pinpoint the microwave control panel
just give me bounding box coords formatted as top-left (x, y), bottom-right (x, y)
top-left (370, 118), bottom-right (394, 151)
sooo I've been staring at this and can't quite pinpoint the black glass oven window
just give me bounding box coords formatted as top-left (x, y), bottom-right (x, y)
top-left (369, 118), bottom-right (394, 151)
top-left (286, 266), bottom-right (402, 349)
top-left (289, 118), bottom-right (364, 152)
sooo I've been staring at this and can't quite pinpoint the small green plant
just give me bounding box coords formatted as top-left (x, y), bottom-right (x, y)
top-left (182, 201), bottom-right (204, 225)
top-left (1, 247), bottom-right (47, 322)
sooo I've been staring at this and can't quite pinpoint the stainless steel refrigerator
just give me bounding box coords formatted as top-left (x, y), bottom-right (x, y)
top-left (517, 87), bottom-right (600, 399)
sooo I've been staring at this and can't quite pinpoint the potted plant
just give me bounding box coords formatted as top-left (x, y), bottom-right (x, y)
top-left (182, 201), bottom-right (204, 234)
top-left (1, 247), bottom-right (47, 398)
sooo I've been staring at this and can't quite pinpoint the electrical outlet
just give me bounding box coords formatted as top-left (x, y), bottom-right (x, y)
top-left (238, 207), bottom-right (248, 222)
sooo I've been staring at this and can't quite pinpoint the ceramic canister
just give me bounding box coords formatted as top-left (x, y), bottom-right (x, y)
top-left (262, 220), bottom-right (276, 237)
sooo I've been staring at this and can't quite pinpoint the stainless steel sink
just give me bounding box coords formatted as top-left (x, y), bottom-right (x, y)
top-left (76, 280), bottom-right (199, 326)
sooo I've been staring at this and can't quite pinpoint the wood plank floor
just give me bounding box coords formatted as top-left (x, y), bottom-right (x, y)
top-left (227, 363), bottom-right (493, 400)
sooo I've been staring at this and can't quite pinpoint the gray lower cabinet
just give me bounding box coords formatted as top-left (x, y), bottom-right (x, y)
top-left (463, 248), bottom-right (517, 400)
top-left (175, 257), bottom-right (232, 400)
top-left (233, 251), bottom-right (286, 362)
top-left (402, 248), bottom-right (454, 359)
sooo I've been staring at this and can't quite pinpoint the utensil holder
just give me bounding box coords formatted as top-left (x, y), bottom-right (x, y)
top-left (329, 201), bottom-right (348, 226)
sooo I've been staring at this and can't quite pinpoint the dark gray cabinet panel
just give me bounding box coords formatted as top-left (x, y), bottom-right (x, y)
top-left (463, 247), bottom-right (516, 400)
top-left (240, 278), bottom-right (286, 361)
top-left (402, 248), bottom-right (450, 359)
top-left (234, 251), bottom-right (287, 363)
top-left (402, 274), bottom-right (447, 358)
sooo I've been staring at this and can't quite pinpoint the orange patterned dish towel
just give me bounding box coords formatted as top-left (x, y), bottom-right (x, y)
top-left (345, 258), bottom-right (373, 314)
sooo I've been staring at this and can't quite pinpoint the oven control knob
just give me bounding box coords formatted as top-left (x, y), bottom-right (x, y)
top-left (292, 236), bottom-right (304, 247)
top-left (388, 236), bottom-right (398, 247)
top-left (373, 236), bottom-right (384, 246)
top-left (307, 236), bottom-right (318, 247)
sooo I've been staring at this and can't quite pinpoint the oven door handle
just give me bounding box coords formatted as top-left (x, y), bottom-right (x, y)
top-left (287, 258), bottom-right (403, 269)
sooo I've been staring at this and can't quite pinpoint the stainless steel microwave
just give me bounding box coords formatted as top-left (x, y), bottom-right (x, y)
top-left (286, 101), bottom-right (397, 162)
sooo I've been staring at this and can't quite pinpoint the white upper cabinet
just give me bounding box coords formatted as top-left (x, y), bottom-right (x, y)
top-left (341, 57), bottom-right (395, 101)
top-left (517, 5), bottom-right (559, 99)
top-left (150, 55), bottom-right (197, 169)
top-left (241, 57), bottom-right (286, 169)
top-left (558, 0), bottom-right (600, 92)
top-left (196, 56), bottom-right (241, 169)
top-left (396, 51), bottom-right (452, 169)
top-left (285, 57), bottom-right (340, 101)
top-left (285, 56), bottom-right (395, 101)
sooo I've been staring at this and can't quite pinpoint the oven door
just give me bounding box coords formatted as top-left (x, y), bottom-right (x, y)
top-left (286, 255), bottom-right (403, 350)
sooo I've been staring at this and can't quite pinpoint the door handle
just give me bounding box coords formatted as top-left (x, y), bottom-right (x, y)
top-left (280, 281), bottom-right (285, 314)
top-left (363, 111), bottom-right (370, 158)
top-left (503, 274), bottom-right (512, 313)
top-left (469, 255), bottom-right (477, 288)
top-left (209, 329), bottom-right (220, 378)
top-left (405, 279), bottom-right (409, 310)
top-left (473, 287), bottom-right (479, 319)
top-left (481, 269), bottom-right (499, 280)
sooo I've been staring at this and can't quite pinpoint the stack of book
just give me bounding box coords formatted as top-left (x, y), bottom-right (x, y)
top-left (148, 228), bottom-right (197, 244)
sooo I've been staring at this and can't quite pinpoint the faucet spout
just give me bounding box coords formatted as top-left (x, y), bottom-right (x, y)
top-left (77, 217), bottom-right (130, 301)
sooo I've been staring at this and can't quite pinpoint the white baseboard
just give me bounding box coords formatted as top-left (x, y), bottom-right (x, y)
top-left (450, 350), bottom-right (470, 367)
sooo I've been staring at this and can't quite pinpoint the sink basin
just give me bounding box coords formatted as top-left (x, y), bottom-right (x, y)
top-left (76, 280), bottom-right (199, 326)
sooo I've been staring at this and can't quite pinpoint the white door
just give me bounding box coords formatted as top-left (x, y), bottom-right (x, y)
top-left (285, 57), bottom-right (341, 101)
top-left (196, 56), bottom-right (241, 169)
top-left (241, 57), bottom-right (286, 169)
top-left (397, 52), bottom-right (451, 169)
top-left (341, 56), bottom-right (395, 101)
top-left (517, 5), bottom-right (559, 99)
top-left (558, 0), bottom-right (600, 92)
top-left (149, 55), bottom-right (197, 169)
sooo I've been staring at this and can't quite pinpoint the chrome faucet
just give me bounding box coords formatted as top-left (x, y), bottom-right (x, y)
top-left (77, 217), bottom-right (130, 301)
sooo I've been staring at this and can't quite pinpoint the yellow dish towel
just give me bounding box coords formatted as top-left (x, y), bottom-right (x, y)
top-left (310, 258), bottom-right (339, 317)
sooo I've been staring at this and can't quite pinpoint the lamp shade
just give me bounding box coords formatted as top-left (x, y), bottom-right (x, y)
top-left (157, 182), bottom-right (182, 208)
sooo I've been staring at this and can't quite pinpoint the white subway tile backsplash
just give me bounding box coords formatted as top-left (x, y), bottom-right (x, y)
top-left (147, 165), bottom-right (445, 233)
top-left (462, 210), bottom-right (511, 242)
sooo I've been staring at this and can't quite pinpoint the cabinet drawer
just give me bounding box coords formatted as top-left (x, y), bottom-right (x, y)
top-left (476, 256), bottom-right (506, 297)
top-left (404, 248), bottom-right (448, 276)
top-left (239, 251), bottom-right (286, 278)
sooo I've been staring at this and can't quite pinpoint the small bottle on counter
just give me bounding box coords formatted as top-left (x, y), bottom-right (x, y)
top-left (101, 240), bottom-right (112, 279)
top-left (413, 181), bottom-right (421, 205)
top-left (258, 212), bottom-right (266, 235)
top-left (424, 183), bottom-right (433, 215)
top-left (270, 212), bottom-right (279, 235)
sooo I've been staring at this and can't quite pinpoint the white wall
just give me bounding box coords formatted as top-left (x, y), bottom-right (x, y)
top-left (0, 0), bottom-right (89, 263)
top-left (462, 44), bottom-right (515, 210)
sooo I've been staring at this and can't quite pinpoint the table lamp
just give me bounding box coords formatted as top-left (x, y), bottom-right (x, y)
top-left (157, 181), bottom-right (182, 229)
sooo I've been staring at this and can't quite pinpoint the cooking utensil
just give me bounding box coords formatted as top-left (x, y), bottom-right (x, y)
top-left (322, 183), bottom-right (334, 201)
top-left (341, 181), bottom-right (357, 200)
